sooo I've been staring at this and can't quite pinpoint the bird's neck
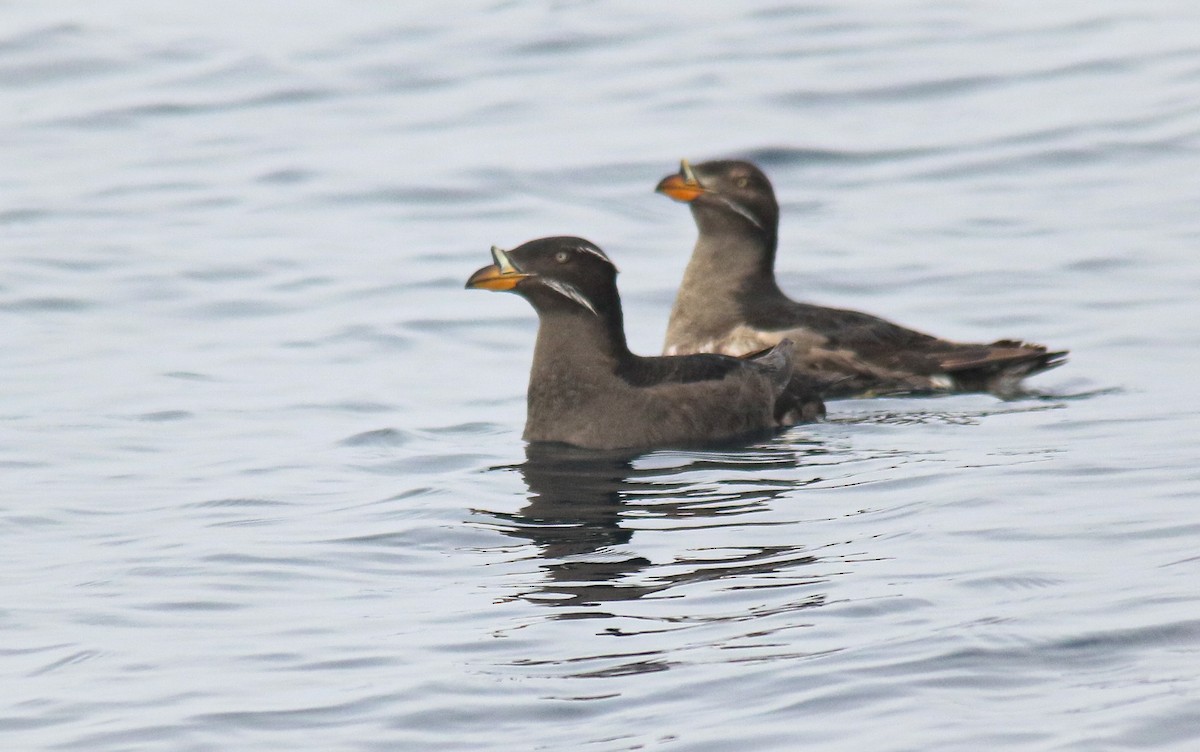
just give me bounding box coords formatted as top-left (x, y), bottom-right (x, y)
top-left (688, 228), bottom-right (780, 292)
top-left (530, 306), bottom-right (631, 388)
top-left (690, 201), bottom-right (779, 278)
top-left (665, 230), bottom-right (785, 352)
top-left (524, 307), bottom-right (634, 442)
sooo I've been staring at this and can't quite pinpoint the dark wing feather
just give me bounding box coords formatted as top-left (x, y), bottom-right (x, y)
top-left (744, 299), bottom-right (941, 352)
top-left (616, 352), bottom-right (748, 388)
top-left (744, 297), bottom-right (1066, 385)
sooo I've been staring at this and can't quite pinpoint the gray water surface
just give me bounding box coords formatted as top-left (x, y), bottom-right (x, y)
top-left (4, 2), bottom-right (1200, 750)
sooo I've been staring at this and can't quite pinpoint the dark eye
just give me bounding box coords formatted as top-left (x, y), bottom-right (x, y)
top-left (554, 251), bottom-right (570, 263)
top-left (735, 176), bottom-right (749, 188)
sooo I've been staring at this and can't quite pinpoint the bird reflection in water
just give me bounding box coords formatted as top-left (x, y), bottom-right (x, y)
top-left (482, 439), bottom-right (831, 611)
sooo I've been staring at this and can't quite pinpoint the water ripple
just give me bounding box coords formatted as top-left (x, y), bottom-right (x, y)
top-left (3, 3), bottom-right (1199, 751)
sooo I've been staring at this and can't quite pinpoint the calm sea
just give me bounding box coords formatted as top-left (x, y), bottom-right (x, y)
top-left (4, 2), bottom-right (1200, 750)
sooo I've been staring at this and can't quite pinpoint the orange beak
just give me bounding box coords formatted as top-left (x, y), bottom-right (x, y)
top-left (465, 246), bottom-right (530, 291)
top-left (655, 159), bottom-right (705, 202)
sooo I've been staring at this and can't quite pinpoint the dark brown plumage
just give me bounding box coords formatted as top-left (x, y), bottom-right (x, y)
top-left (656, 159), bottom-right (1067, 398)
top-left (465, 236), bottom-right (824, 450)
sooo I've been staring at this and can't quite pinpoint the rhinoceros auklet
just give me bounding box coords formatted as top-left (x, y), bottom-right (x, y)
top-left (465, 236), bottom-right (824, 450)
top-left (656, 159), bottom-right (1068, 398)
